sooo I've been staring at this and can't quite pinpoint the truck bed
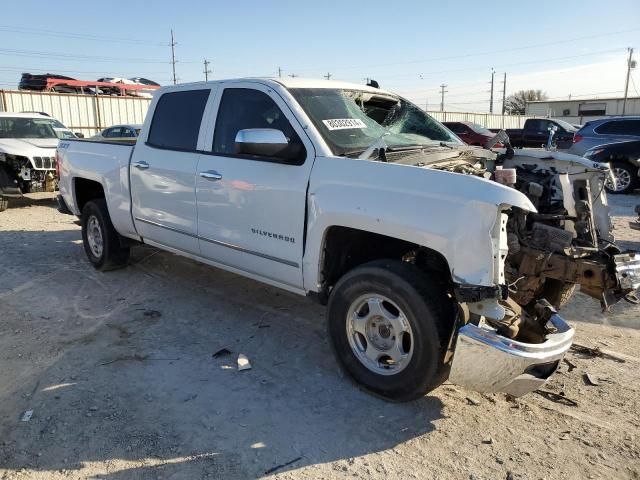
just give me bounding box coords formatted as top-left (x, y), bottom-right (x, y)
top-left (57, 139), bottom-right (138, 239)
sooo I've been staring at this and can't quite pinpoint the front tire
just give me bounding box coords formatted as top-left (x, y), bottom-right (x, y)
top-left (605, 161), bottom-right (638, 194)
top-left (327, 260), bottom-right (454, 402)
top-left (81, 199), bottom-right (130, 271)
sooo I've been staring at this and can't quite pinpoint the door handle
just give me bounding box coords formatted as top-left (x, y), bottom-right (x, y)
top-left (199, 170), bottom-right (222, 181)
top-left (133, 161), bottom-right (149, 170)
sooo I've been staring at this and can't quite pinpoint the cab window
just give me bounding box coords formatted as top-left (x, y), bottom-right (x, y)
top-left (212, 88), bottom-right (306, 165)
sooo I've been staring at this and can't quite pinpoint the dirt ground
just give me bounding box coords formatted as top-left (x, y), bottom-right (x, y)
top-left (0, 193), bottom-right (639, 480)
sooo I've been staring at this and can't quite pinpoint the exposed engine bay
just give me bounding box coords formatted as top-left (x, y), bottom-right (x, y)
top-left (393, 144), bottom-right (640, 341)
top-left (0, 153), bottom-right (57, 194)
top-left (356, 91), bottom-right (639, 344)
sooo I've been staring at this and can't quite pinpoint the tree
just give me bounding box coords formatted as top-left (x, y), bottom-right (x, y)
top-left (504, 89), bottom-right (548, 115)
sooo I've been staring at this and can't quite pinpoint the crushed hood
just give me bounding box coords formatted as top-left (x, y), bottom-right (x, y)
top-left (0, 138), bottom-right (59, 157)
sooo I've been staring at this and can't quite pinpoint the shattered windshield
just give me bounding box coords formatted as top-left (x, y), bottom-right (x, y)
top-left (290, 88), bottom-right (462, 156)
top-left (0, 117), bottom-right (75, 139)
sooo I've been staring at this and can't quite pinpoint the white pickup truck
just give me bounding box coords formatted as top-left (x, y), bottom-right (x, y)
top-left (57, 78), bottom-right (640, 401)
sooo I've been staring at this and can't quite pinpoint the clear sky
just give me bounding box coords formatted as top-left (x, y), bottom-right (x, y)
top-left (1, 0), bottom-right (639, 112)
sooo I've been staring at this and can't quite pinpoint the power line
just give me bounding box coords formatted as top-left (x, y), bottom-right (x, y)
top-left (0, 47), bottom-right (177, 64)
top-left (288, 27), bottom-right (640, 73)
top-left (0, 25), bottom-right (166, 46)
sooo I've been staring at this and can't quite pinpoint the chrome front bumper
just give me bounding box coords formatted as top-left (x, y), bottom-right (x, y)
top-left (449, 315), bottom-right (575, 397)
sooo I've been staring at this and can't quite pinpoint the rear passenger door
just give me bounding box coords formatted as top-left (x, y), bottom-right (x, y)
top-left (131, 87), bottom-right (213, 255)
top-left (523, 119), bottom-right (549, 147)
top-left (195, 82), bottom-right (315, 291)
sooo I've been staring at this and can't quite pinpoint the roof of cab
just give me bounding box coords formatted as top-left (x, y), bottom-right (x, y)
top-left (159, 77), bottom-right (395, 97)
top-left (0, 112), bottom-right (51, 118)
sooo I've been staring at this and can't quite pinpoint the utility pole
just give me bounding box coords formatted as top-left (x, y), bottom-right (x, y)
top-left (622, 47), bottom-right (635, 116)
top-left (324, 72), bottom-right (332, 80)
top-left (278, 67), bottom-right (282, 78)
top-left (203, 59), bottom-right (212, 81)
top-left (170, 29), bottom-right (177, 85)
top-left (501, 72), bottom-right (507, 115)
top-left (489, 68), bottom-right (495, 113)
top-left (439, 84), bottom-right (447, 112)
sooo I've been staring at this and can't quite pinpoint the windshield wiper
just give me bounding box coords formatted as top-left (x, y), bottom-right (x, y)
top-left (358, 132), bottom-right (390, 160)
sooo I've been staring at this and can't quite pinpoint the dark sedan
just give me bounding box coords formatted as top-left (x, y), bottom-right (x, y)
top-left (584, 140), bottom-right (640, 194)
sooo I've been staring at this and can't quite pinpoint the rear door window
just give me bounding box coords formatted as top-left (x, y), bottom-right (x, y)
top-left (148, 89), bottom-right (210, 150)
top-left (595, 120), bottom-right (640, 136)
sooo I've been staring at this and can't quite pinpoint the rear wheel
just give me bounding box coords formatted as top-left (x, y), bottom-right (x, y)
top-left (327, 259), bottom-right (454, 402)
top-left (81, 199), bottom-right (130, 271)
top-left (605, 161), bottom-right (638, 194)
top-left (0, 196), bottom-right (8, 212)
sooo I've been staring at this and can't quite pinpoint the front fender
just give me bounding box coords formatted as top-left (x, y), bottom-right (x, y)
top-left (303, 156), bottom-right (534, 292)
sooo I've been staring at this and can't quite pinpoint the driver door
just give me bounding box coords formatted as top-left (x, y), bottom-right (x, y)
top-left (195, 82), bottom-right (315, 291)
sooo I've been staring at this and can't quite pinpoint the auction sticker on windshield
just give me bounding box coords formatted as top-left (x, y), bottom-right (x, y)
top-left (322, 119), bottom-right (367, 130)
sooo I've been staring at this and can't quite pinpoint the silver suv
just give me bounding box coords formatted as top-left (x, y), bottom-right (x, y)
top-left (568, 116), bottom-right (640, 156)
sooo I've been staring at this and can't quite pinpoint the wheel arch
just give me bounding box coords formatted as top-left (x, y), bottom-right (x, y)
top-left (311, 225), bottom-right (454, 304)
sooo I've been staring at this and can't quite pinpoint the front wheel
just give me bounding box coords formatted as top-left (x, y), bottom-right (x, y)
top-left (327, 260), bottom-right (454, 402)
top-left (81, 199), bottom-right (130, 271)
top-left (605, 161), bottom-right (638, 194)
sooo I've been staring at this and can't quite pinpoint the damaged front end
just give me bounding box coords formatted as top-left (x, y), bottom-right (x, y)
top-left (501, 152), bottom-right (640, 310)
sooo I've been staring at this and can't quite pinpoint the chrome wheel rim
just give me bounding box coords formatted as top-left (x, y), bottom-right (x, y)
top-left (87, 215), bottom-right (104, 258)
top-left (606, 167), bottom-right (632, 192)
top-left (346, 294), bottom-right (414, 375)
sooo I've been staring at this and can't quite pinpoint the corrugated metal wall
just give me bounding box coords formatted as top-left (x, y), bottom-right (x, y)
top-left (427, 111), bottom-right (532, 129)
top-left (0, 90), bottom-right (151, 137)
top-left (0, 89), bottom-right (532, 137)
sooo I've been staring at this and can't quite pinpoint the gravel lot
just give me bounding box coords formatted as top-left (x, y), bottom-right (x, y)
top-left (1, 193), bottom-right (639, 480)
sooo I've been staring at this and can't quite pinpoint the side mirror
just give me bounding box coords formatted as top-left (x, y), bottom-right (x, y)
top-left (234, 128), bottom-right (289, 157)
top-left (75, 132), bottom-right (85, 138)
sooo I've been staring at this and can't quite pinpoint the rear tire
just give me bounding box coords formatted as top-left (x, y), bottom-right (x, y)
top-left (0, 196), bottom-right (8, 212)
top-left (81, 199), bottom-right (130, 271)
top-left (327, 259), bottom-right (454, 402)
top-left (605, 161), bottom-right (638, 194)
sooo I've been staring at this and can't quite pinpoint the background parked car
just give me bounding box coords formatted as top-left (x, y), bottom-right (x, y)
top-left (91, 124), bottom-right (142, 142)
top-left (442, 121), bottom-right (496, 146)
top-left (584, 140), bottom-right (640, 194)
top-left (568, 116), bottom-right (640, 157)
top-left (506, 118), bottom-right (576, 149)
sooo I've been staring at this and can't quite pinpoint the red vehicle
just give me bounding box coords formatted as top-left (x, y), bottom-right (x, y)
top-left (442, 121), bottom-right (496, 146)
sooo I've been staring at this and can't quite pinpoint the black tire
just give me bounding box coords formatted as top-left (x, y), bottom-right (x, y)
top-left (0, 196), bottom-right (8, 212)
top-left (606, 161), bottom-right (638, 194)
top-left (81, 199), bottom-right (130, 271)
top-left (327, 259), bottom-right (454, 402)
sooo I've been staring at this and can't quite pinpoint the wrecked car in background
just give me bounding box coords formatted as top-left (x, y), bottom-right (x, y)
top-left (0, 112), bottom-right (78, 211)
top-left (57, 78), bottom-right (640, 402)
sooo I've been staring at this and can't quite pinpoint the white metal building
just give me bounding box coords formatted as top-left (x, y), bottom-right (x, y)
top-left (526, 96), bottom-right (640, 124)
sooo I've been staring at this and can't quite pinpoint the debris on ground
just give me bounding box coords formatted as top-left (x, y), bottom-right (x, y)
top-left (563, 358), bottom-right (577, 372)
top-left (570, 342), bottom-right (627, 363)
top-left (143, 310), bottom-right (162, 319)
top-left (583, 372), bottom-right (600, 386)
top-left (534, 389), bottom-right (578, 407)
top-left (481, 437), bottom-right (493, 445)
top-left (237, 354), bottom-right (252, 371)
top-left (20, 410), bottom-right (33, 422)
top-left (212, 347), bottom-right (232, 359)
top-left (466, 396), bottom-right (481, 406)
